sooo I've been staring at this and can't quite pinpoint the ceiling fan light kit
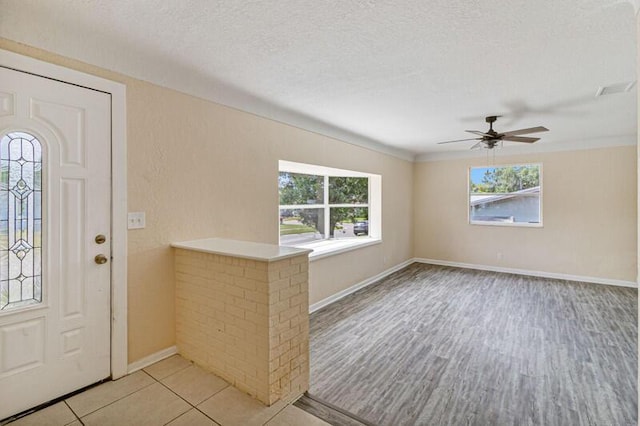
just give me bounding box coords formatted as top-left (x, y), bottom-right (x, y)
top-left (436, 115), bottom-right (549, 150)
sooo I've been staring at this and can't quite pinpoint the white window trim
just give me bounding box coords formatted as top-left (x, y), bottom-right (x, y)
top-left (468, 163), bottom-right (543, 228)
top-left (307, 238), bottom-right (382, 261)
top-left (469, 221), bottom-right (543, 228)
top-left (279, 160), bottom-right (382, 258)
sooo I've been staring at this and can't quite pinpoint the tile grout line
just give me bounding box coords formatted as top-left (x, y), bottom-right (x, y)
top-left (8, 356), bottom-right (302, 426)
top-left (73, 371), bottom-right (158, 421)
top-left (260, 395), bottom-right (305, 425)
top-left (0, 379), bottom-right (109, 425)
top-left (63, 400), bottom-right (84, 425)
top-left (146, 358), bottom-right (193, 382)
top-left (191, 396), bottom-right (224, 425)
top-left (73, 366), bottom-right (203, 426)
top-left (154, 364), bottom-right (298, 426)
top-left (154, 372), bottom-right (226, 425)
top-left (142, 369), bottom-right (194, 426)
top-left (151, 357), bottom-right (297, 426)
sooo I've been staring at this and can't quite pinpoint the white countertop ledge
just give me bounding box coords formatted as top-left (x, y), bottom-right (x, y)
top-left (171, 238), bottom-right (313, 262)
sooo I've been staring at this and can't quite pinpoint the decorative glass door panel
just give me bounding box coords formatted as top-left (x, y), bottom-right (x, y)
top-left (0, 132), bottom-right (42, 311)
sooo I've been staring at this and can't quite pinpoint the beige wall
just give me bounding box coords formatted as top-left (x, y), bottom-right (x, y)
top-left (2, 38), bottom-right (635, 366)
top-left (0, 39), bottom-right (414, 363)
top-left (414, 146), bottom-right (637, 282)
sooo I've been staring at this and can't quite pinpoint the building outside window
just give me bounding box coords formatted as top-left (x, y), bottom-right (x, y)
top-left (469, 164), bottom-right (542, 226)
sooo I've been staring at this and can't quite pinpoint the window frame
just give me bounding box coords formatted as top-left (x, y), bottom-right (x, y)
top-left (468, 163), bottom-right (543, 228)
top-left (279, 161), bottom-right (382, 258)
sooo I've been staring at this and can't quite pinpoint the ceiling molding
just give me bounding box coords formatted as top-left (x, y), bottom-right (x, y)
top-left (0, 1), bottom-right (634, 165)
top-left (415, 134), bottom-right (636, 162)
top-left (0, 36), bottom-right (417, 163)
top-left (215, 94), bottom-right (417, 162)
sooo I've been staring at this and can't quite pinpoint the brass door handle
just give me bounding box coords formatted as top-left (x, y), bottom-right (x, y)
top-left (95, 254), bottom-right (108, 265)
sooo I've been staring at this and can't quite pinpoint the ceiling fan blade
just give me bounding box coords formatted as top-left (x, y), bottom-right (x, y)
top-left (436, 137), bottom-right (482, 145)
top-left (470, 141), bottom-right (483, 150)
top-left (502, 136), bottom-right (540, 143)
top-left (465, 130), bottom-right (492, 137)
top-left (501, 126), bottom-right (549, 136)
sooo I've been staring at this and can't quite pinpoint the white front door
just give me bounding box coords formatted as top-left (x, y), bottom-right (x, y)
top-left (0, 66), bottom-right (111, 419)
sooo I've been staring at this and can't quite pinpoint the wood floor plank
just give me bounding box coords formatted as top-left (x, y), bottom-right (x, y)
top-left (308, 264), bottom-right (637, 426)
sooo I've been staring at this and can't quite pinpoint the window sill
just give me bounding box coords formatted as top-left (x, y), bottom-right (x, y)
top-left (469, 221), bottom-right (543, 228)
top-left (289, 238), bottom-right (382, 261)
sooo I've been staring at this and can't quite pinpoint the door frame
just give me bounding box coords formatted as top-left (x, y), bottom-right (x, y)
top-left (0, 49), bottom-right (128, 379)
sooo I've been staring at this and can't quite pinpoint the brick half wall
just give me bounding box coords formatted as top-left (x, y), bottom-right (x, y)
top-left (174, 248), bottom-right (310, 405)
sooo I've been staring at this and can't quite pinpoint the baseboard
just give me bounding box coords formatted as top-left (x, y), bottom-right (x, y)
top-left (414, 258), bottom-right (638, 288)
top-left (127, 346), bottom-right (178, 374)
top-left (125, 261), bottom-right (634, 375)
top-left (309, 258), bottom-right (414, 313)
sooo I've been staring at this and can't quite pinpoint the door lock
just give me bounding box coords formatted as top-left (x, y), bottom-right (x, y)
top-left (95, 234), bottom-right (107, 244)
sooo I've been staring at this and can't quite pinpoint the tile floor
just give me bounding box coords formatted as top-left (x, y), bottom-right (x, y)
top-left (5, 355), bottom-right (329, 426)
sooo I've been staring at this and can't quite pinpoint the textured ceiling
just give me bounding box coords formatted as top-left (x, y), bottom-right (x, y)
top-left (0, 0), bottom-right (636, 160)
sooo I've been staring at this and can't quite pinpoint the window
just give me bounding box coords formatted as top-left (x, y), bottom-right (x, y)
top-left (469, 164), bottom-right (542, 226)
top-left (0, 132), bottom-right (43, 310)
top-left (279, 161), bottom-right (381, 256)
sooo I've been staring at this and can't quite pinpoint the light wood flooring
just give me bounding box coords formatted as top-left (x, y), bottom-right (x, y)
top-left (308, 264), bottom-right (637, 426)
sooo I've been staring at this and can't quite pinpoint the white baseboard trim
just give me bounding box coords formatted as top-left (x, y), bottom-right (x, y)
top-left (309, 258), bottom-right (415, 313)
top-left (414, 258), bottom-right (638, 288)
top-left (127, 346), bottom-right (178, 374)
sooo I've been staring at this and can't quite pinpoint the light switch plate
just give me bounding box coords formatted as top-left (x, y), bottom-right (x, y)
top-left (128, 212), bottom-right (145, 229)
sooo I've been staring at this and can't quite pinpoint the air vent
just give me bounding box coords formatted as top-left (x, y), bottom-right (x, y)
top-left (595, 81), bottom-right (636, 97)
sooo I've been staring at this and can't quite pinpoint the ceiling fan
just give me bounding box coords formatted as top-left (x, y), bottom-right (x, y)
top-left (437, 116), bottom-right (549, 149)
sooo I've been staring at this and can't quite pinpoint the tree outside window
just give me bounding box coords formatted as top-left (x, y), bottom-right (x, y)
top-left (279, 172), bottom-right (369, 244)
top-left (469, 164), bottom-right (542, 225)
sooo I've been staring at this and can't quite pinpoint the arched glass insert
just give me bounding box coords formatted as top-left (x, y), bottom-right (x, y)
top-left (0, 132), bottom-right (42, 310)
